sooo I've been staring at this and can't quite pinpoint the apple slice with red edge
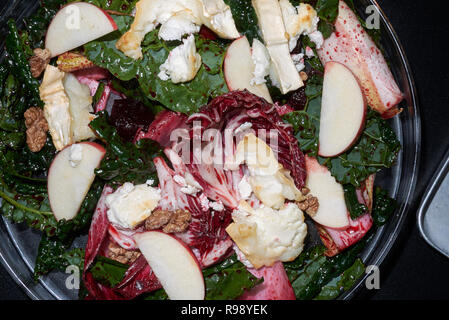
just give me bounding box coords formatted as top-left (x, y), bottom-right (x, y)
top-left (48, 142), bottom-right (106, 221)
top-left (224, 36), bottom-right (273, 103)
top-left (45, 2), bottom-right (117, 57)
top-left (305, 155), bottom-right (350, 229)
top-left (134, 231), bottom-right (205, 300)
top-left (318, 61), bottom-right (366, 158)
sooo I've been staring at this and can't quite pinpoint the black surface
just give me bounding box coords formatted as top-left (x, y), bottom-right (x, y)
top-left (1, 0), bottom-right (449, 300)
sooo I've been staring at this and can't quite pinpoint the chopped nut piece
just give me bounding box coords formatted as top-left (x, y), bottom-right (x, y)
top-left (163, 209), bottom-right (191, 234)
top-left (107, 242), bottom-right (141, 265)
top-left (296, 194), bottom-right (319, 217)
top-left (145, 209), bottom-right (173, 230)
top-left (144, 209), bottom-right (191, 234)
top-left (24, 107), bottom-right (49, 152)
top-left (29, 48), bottom-right (51, 78)
top-left (301, 187), bottom-right (310, 195)
top-left (299, 71), bottom-right (308, 81)
top-left (57, 52), bottom-right (95, 72)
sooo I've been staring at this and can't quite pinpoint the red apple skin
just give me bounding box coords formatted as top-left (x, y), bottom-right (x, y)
top-left (134, 230), bottom-right (205, 295)
top-left (318, 61), bottom-right (367, 158)
top-left (317, 1), bottom-right (403, 116)
top-left (47, 142), bottom-right (106, 219)
top-left (45, 2), bottom-right (118, 57)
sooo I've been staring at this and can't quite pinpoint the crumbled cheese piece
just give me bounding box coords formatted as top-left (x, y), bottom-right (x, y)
top-left (235, 122), bottom-right (253, 135)
top-left (116, 0), bottom-right (239, 59)
top-left (305, 46), bottom-right (315, 58)
top-left (226, 201), bottom-right (308, 268)
top-left (210, 201), bottom-right (224, 211)
top-left (279, 0), bottom-right (320, 51)
top-left (291, 53), bottom-right (305, 72)
top-left (63, 73), bottom-right (96, 142)
top-left (238, 175), bottom-right (252, 200)
top-left (199, 193), bottom-right (210, 211)
top-left (250, 39), bottom-right (271, 85)
top-left (39, 65), bottom-right (73, 151)
top-left (233, 243), bottom-right (254, 269)
top-left (159, 10), bottom-right (201, 41)
top-left (174, 172), bottom-right (203, 195)
top-left (68, 144), bottom-right (83, 168)
top-left (158, 35), bottom-right (202, 83)
top-left (232, 133), bottom-right (304, 209)
top-left (252, 0), bottom-right (303, 94)
top-left (308, 29), bottom-right (324, 49)
top-left (106, 182), bottom-right (161, 229)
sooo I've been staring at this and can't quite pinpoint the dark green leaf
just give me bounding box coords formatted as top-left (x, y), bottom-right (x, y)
top-left (89, 256), bottom-right (129, 288)
top-left (203, 254), bottom-right (263, 300)
top-left (34, 234), bottom-right (84, 280)
top-left (314, 258), bottom-right (365, 300)
top-left (224, 0), bottom-right (261, 43)
top-left (371, 186), bottom-right (397, 226)
top-left (5, 20), bottom-right (42, 107)
top-left (89, 111), bottom-right (162, 186)
top-left (344, 184), bottom-right (368, 220)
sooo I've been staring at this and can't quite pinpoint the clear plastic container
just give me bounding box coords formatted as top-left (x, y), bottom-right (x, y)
top-left (0, 0), bottom-right (421, 300)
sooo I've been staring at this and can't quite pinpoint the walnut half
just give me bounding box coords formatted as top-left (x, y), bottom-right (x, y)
top-left (297, 194), bottom-right (319, 217)
top-left (24, 107), bottom-right (49, 152)
top-left (107, 242), bottom-right (141, 265)
top-left (29, 48), bottom-right (51, 78)
top-left (145, 209), bottom-right (191, 234)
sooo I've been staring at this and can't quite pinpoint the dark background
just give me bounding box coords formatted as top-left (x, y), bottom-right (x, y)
top-left (1, 0), bottom-right (449, 300)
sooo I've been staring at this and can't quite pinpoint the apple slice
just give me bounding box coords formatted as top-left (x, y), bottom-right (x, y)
top-left (48, 142), bottom-right (106, 221)
top-left (305, 156), bottom-right (350, 229)
top-left (45, 2), bottom-right (117, 57)
top-left (134, 231), bottom-right (205, 300)
top-left (224, 36), bottom-right (273, 103)
top-left (318, 61), bottom-right (366, 157)
top-left (317, 1), bottom-right (403, 117)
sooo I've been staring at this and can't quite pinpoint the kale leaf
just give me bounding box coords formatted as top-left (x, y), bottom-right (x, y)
top-left (343, 184), bottom-right (368, 220)
top-left (89, 256), bottom-right (129, 288)
top-left (5, 20), bottom-right (42, 107)
top-left (372, 186), bottom-right (397, 226)
top-left (314, 258), bottom-right (365, 300)
top-left (33, 234), bottom-right (85, 280)
top-left (284, 233), bottom-right (371, 300)
top-left (89, 111), bottom-right (162, 187)
top-left (203, 254), bottom-right (263, 300)
top-left (224, 0), bottom-right (261, 43)
top-left (85, 16), bottom-right (228, 114)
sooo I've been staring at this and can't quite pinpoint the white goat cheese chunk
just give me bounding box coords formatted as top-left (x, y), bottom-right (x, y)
top-left (68, 144), bottom-right (83, 168)
top-left (226, 201), bottom-right (308, 269)
top-left (210, 201), bottom-right (224, 211)
top-left (116, 0), bottom-right (239, 59)
top-left (39, 65), bottom-right (73, 151)
top-left (158, 34), bottom-right (202, 83)
top-left (238, 175), bottom-right (253, 200)
top-left (252, 0), bottom-right (303, 94)
top-left (159, 10), bottom-right (201, 41)
top-left (106, 182), bottom-right (161, 229)
top-left (291, 53), bottom-right (305, 72)
top-left (279, 0), bottom-right (320, 51)
top-left (233, 133), bottom-right (304, 209)
top-left (250, 39), bottom-right (271, 85)
top-left (200, 0), bottom-right (240, 39)
top-left (63, 73), bottom-right (96, 142)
